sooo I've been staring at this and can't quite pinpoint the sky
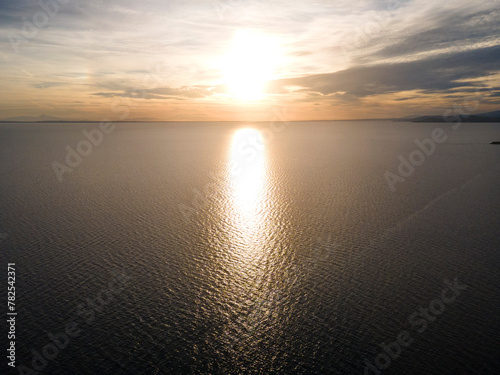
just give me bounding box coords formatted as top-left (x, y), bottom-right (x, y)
top-left (0, 0), bottom-right (499, 121)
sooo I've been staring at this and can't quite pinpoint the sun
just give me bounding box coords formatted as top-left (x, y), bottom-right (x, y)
top-left (222, 30), bottom-right (279, 101)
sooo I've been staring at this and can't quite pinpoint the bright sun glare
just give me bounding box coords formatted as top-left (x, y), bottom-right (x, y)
top-left (230, 128), bottom-right (266, 214)
top-left (223, 30), bottom-right (278, 101)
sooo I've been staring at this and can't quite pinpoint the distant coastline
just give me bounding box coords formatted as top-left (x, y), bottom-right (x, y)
top-left (1, 111), bottom-right (499, 123)
top-left (408, 115), bottom-right (500, 123)
top-left (395, 110), bottom-right (500, 123)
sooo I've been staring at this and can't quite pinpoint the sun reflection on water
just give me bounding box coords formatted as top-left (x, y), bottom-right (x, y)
top-left (212, 127), bottom-right (284, 358)
top-left (229, 128), bottom-right (267, 223)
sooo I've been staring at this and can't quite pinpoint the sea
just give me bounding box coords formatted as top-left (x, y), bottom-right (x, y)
top-left (0, 120), bottom-right (499, 374)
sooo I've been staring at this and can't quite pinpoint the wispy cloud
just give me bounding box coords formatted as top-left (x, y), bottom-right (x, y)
top-left (270, 45), bottom-right (500, 97)
top-left (0, 0), bottom-right (499, 120)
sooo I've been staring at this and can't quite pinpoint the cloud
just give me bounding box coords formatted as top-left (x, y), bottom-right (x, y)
top-left (268, 44), bottom-right (500, 100)
top-left (367, 6), bottom-right (500, 62)
top-left (92, 85), bottom-right (220, 100)
top-left (1, 0), bottom-right (499, 119)
top-left (32, 81), bottom-right (67, 89)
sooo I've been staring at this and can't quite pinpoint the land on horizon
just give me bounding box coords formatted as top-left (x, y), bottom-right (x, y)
top-left (2, 111), bottom-right (500, 123)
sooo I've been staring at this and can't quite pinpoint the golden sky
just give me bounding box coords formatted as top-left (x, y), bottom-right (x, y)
top-left (1, 0), bottom-right (499, 121)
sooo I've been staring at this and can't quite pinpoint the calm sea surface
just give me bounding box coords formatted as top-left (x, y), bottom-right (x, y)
top-left (1, 121), bottom-right (499, 374)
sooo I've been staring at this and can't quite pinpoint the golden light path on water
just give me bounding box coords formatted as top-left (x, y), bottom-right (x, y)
top-left (229, 128), bottom-right (267, 222)
top-left (217, 127), bottom-right (277, 356)
top-left (220, 127), bottom-right (273, 311)
top-left (211, 126), bottom-right (288, 348)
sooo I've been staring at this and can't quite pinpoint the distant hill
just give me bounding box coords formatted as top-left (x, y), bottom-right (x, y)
top-left (476, 110), bottom-right (500, 118)
top-left (404, 110), bottom-right (500, 123)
